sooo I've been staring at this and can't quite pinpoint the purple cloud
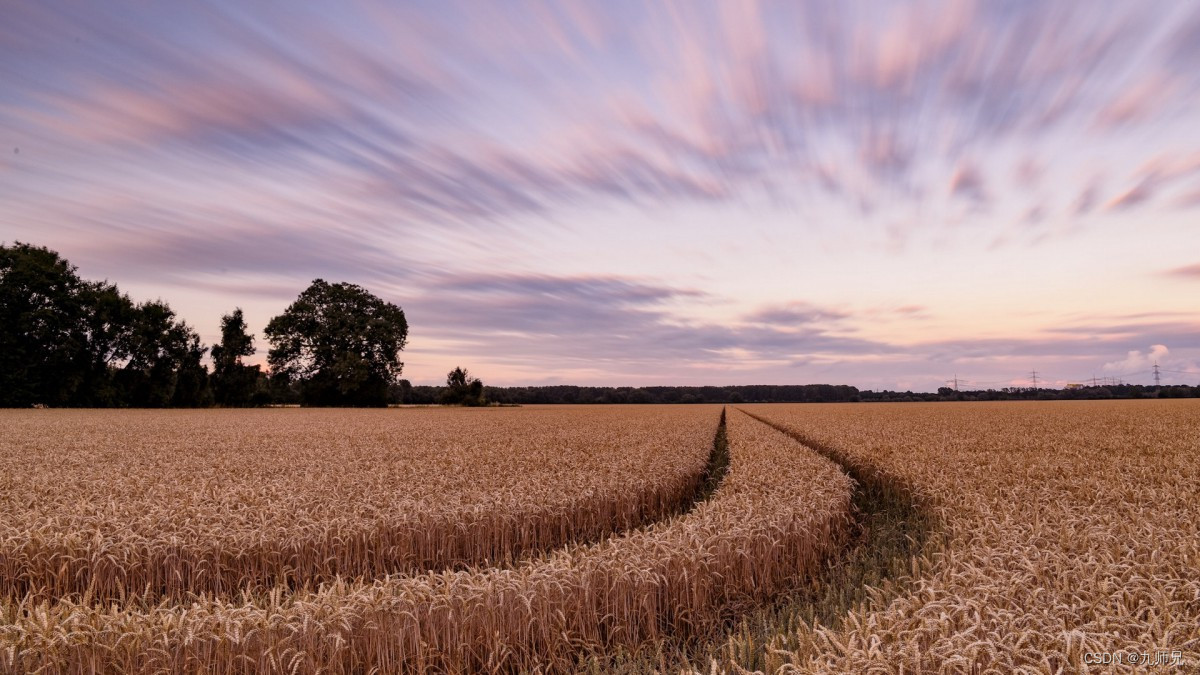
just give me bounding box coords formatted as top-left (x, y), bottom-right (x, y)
top-left (6, 0), bottom-right (1198, 232)
top-left (1165, 263), bottom-right (1200, 279)
top-left (4, 1), bottom-right (1200, 389)
top-left (949, 161), bottom-right (989, 204)
top-left (403, 274), bottom-right (889, 371)
top-left (742, 303), bottom-right (852, 326)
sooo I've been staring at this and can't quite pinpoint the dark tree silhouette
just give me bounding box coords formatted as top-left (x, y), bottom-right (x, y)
top-left (265, 279), bottom-right (408, 407)
top-left (71, 280), bottom-right (137, 406)
top-left (210, 308), bottom-right (260, 407)
top-left (441, 366), bottom-right (485, 406)
top-left (116, 300), bottom-right (209, 407)
top-left (171, 330), bottom-right (212, 407)
top-left (1, 242), bottom-right (210, 407)
top-left (0, 243), bottom-right (86, 406)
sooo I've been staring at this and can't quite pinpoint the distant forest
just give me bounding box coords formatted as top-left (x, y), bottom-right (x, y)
top-left (395, 383), bottom-right (1200, 405)
top-left (4, 242), bottom-right (1198, 408)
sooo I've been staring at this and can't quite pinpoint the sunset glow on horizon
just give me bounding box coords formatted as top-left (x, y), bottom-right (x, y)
top-left (3, 1), bottom-right (1200, 390)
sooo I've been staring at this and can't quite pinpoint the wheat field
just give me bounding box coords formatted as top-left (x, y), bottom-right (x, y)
top-left (0, 406), bottom-right (857, 673)
top-left (725, 400), bottom-right (1200, 673)
top-left (2, 401), bottom-right (1197, 673)
top-left (0, 406), bottom-right (723, 607)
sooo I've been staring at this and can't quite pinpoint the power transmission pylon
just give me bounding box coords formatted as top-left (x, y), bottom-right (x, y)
top-left (1030, 370), bottom-right (1039, 389)
top-left (1153, 362), bottom-right (1161, 388)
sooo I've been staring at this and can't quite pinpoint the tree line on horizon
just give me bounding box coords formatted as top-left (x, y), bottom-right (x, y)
top-left (400, 383), bottom-right (864, 405)
top-left (4, 242), bottom-right (1198, 408)
top-left (394, 382), bottom-right (1199, 405)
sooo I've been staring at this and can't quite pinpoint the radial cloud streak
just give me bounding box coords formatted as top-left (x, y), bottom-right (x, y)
top-left (3, 0), bottom-right (1199, 389)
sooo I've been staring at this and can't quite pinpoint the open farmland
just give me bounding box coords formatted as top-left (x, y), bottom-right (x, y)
top-left (2, 401), bottom-right (1198, 673)
top-left (0, 406), bottom-right (720, 606)
top-left (722, 400), bottom-right (1200, 673)
top-left (0, 406), bottom-right (859, 673)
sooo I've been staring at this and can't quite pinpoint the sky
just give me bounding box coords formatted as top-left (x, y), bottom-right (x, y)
top-left (3, 0), bottom-right (1200, 390)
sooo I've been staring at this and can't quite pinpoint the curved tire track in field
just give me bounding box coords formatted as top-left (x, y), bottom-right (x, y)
top-left (4, 408), bottom-right (855, 674)
top-left (723, 407), bottom-right (942, 670)
top-left (736, 407), bottom-right (938, 539)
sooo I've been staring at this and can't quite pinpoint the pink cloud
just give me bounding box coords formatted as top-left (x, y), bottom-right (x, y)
top-left (1072, 178), bottom-right (1103, 216)
top-left (949, 161), bottom-right (988, 203)
top-left (1103, 344), bottom-right (1169, 373)
top-left (1102, 153), bottom-right (1200, 212)
top-left (1104, 179), bottom-right (1155, 211)
top-left (1165, 263), bottom-right (1200, 278)
top-left (1013, 157), bottom-right (1043, 188)
top-left (1094, 73), bottom-right (1179, 127)
top-left (21, 72), bottom-right (343, 148)
top-left (1175, 185), bottom-right (1200, 209)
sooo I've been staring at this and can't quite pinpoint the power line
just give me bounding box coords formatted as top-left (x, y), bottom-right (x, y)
top-left (1108, 370), bottom-right (1144, 378)
top-left (941, 363), bottom-right (1200, 392)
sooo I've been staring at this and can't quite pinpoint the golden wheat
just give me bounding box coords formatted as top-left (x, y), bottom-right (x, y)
top-left (0, 406), bottom-right (718, 605)
top-left (0, 407), bottom-right (854, 673)
top-left (735, 400), bottom-right (1200, 674)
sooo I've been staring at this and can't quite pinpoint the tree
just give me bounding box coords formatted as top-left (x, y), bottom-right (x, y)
top-left (1, 242), bottom-right (214, 407)
top-left (171, 331), bottom-right (213, 407)
top-left (0, 243), bottom-right (86, 406)
top-left (388, 378), bottom-right (414, 405)
top-left (116, 300), bottom-right (209, 407)
top-left (68, 280), bottom-right (137, 406)
top-left (210, 308), bottom-right (260, 406)
top-left (265, 279), bottom-right (408, 407)
top-left (441, 366), bottom-right (485, 406)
